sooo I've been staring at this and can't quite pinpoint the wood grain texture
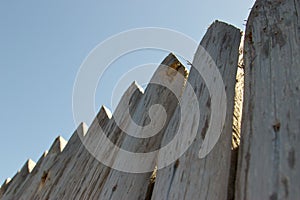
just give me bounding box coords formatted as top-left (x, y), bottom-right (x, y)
top-left (0, 178), bottom-right (11, 198)
top-left (0, 159), bottom-right (35, 199)
top-left (235, 0), bottom-right (300, 199)
top-left (151, 21), bottom-right (241, 200)
top-left (0, 54), bottom-right (188, 200)
top-left (0, 124), bottom-right (87, 200)
top-left (95, 54), bottom-right (187, 200)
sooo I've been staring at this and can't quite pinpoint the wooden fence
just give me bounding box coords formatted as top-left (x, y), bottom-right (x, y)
top-left (0, 0), bottom-right (299, 199)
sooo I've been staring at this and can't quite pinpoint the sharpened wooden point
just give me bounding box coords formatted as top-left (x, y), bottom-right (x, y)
top-left (2, 178), bottom-right (11, 187)
top-left (163, 53), bottom-right (188, 78)
top-left (131, 81), bottom-right (144, 94)
top-left (76, 122), bottom-right (88, 137)
top-left (150, 53), bottom-right (188, 84)
top-left (48, 136), bottom-right (67, 154)
top-left (19, 159), bottom-right (36, 175)
top-left (99, 105), bottom-right (112, 119)
top-left (0, 178), bottom-right (12, 198)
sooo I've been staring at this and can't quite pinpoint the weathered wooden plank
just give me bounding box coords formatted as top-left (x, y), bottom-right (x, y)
top-left (235, 0), bottom-right (300, 199)
top-left (0, 159), bottom-right (36, 199)
top-left (0, 21), bottom-right (252, 200)
top-left (1, 123), bottom-right (87, 200)
top-left (151, 21), bottom-right (241, 200)
top-left (33, 123), bottom-right (89, 200)
top-left (21, 136), bottom-right (68, 200)
top-left (28, 81), bottom-right (142, 200)
top-left (0, 54), bottom-right (188, 200)
top-left (40, 54), bottom-right (187, 200)
top-left (0, 178), bottom-right (11, 198)
top-left (47, 114), bottom-right (109, 200)
top-left (95, 54), bottom-right (188, 200)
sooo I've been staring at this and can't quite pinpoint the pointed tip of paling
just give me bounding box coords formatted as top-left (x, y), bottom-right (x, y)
top-left (0, 178), bottom-right (12, 196)
top-left (19, 159), bottom-right (36, 175)
top-left (129, 81), bottom-right (144, 94)
top-left (150, 53), bottom-right (188, 82)
top-left (27, 159), bottom-right (36, 173)
top-left (43, 150), bottom-right (48, 157)
top-left (2, 178), bottom-right (11, 187)
top-left (211, 20), bottom-right (238, 29)
top-left (93, 105), bottom-right (112, 126)
top-left (160, 52), bottom-right (180, 67)
top-left (99, 105), bottom-right (112, 119)
top-left (48, 136), bottom-right (68, 154)
top-left (76, 122), bottom-right (88, 137)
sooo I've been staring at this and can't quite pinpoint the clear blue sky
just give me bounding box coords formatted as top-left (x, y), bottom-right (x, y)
top-left (0, 0), bottom-right (254, 183)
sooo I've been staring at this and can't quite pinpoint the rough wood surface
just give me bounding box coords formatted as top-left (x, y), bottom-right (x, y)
top-left (0, 124), bottom-right (86, 200)
top-left (151, 21), bottom-right (241, 200)
top-left (235, 0), bottom-right (300, 199)
top-left (4, 5), bottom-right (299, 197)
top-left (0, 178), bottom-right (11, 198)
top-left (0, 159), bottom-right (35, 199)
top-left (92, 54), bottom-right (188, 200)
top-left (0, 54), bottom-right (188, 200)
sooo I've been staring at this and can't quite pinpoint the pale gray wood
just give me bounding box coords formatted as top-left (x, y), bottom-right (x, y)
top-left (34, 81), bottom-right (141, 200)
top-left (235, 0), bottom-right (300, 199)
top-left (151, 21), bottom-right (241, 200)
top-left (43, 54), bottom-right (187, 200)
top-left (96, 54), bottom-right (188, 200)
top-left (20, 136), bottom-right (68, 200)
top-left (33, 123), bottom-right (90, 200)
top-left (0, 54), bottom-right (188, 200)
top-left (0, 21), bottom-right (248, 200)
top-left (0, 178), bottom-right (11, 198)
top-left (0, 124), bottom-right (86, 200)
top-left (0, 159), bottom-right (36, 199)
